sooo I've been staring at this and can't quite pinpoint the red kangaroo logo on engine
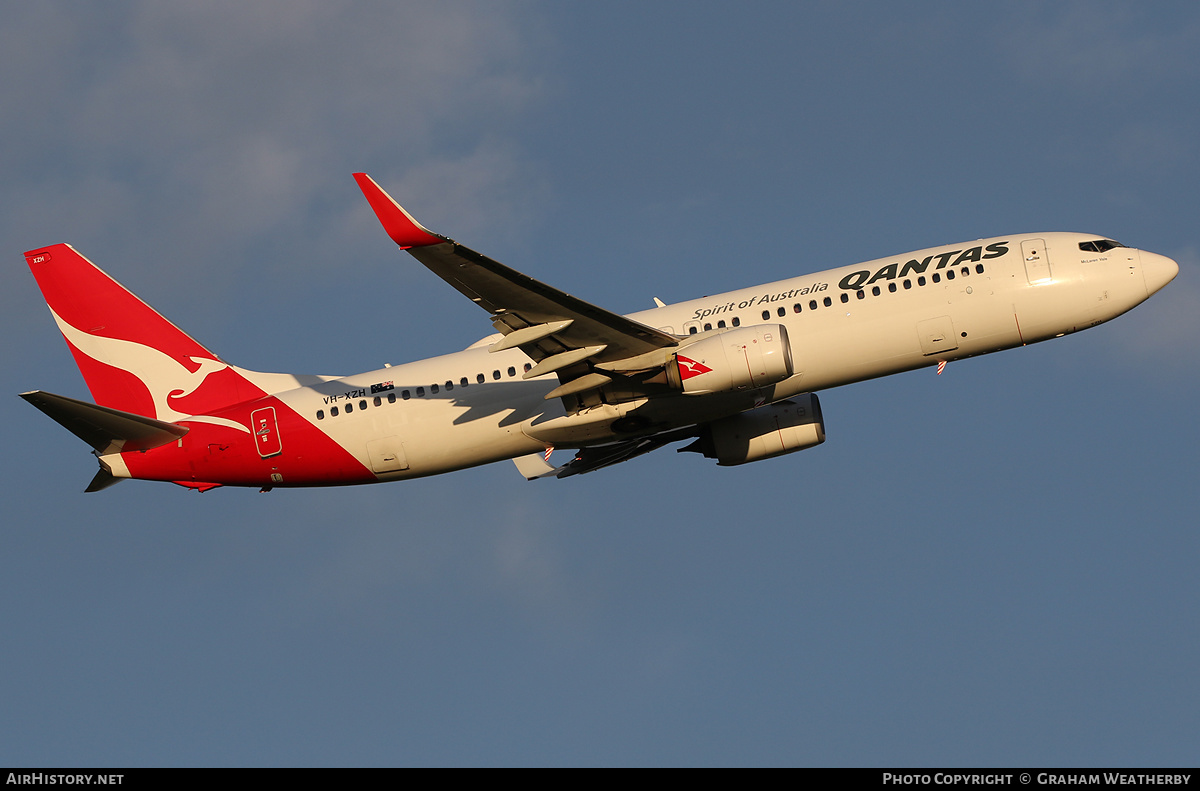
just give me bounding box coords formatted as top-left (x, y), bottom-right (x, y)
top-left (676, 355), bottom-right (713, 380)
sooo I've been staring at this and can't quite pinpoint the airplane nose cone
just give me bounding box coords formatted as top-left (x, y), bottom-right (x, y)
top-left (1140, 251), bottom-right (1179, 296)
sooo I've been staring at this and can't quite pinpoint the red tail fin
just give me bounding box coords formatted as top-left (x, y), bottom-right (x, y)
top-left (25, 244), bottom-right (256, 419)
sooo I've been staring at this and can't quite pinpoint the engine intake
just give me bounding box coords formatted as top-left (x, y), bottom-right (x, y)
top-left (668, 324), bottom-right (794, 395)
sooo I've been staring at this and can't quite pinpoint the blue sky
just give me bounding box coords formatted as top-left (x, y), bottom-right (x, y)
top-left (2, 1), bottom-right (1197, 766)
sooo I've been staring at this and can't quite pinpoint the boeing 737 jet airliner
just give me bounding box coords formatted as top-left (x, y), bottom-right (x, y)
top-left (21, 173), bottom-right (1179, 492)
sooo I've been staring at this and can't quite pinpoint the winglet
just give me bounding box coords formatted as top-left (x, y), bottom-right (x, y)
top-left (353, 173), bottom-right (445, 249)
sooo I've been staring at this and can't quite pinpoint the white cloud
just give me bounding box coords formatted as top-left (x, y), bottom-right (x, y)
top-left (2, 1), bottom-right (550, 365)
top-left (2, 2), bottom-right (546, 272)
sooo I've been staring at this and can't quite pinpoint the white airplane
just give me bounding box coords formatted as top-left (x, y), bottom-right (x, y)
top-left (21, 173), bottom-right (1179, 492)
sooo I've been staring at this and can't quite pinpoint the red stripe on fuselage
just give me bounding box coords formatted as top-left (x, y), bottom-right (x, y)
top-left (122, 394), bottom-right (375, 488)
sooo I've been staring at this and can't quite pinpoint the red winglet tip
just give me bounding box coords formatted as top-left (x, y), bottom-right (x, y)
top-left (353, 173), bottom-right (443, 249)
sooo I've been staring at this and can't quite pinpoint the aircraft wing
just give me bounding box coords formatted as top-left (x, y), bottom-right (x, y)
top-left (354, 174), bottom-right (679, 406)
top-left (511, 426), bottom-right (700, 480)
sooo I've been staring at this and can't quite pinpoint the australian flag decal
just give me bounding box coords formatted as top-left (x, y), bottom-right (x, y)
top-left (371, 381), bottom-right (395, 394)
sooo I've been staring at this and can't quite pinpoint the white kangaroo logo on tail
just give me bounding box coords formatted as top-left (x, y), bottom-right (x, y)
top-left (50, 308), bottom-right (250, 433)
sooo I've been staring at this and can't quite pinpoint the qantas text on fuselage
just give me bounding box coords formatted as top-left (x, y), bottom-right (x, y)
top-left (20, 174), bottom-right (1178, 491)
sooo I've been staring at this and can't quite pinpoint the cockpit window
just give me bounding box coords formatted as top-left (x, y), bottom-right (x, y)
top-left (1079, 239), bottom-right (1126, 253)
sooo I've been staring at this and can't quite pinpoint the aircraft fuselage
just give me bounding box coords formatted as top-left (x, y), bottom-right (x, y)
top-left (93, 231), bottom-right (1175, 488)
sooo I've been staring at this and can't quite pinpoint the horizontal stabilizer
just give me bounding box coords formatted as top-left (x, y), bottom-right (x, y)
top-left (85, 466), bottom-right (123, 493)
top-left (20, 390), bottom-right (188, 455)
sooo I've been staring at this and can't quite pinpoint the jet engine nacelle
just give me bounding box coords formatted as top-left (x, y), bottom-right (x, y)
top-left (668, 324), bottom-right (793, 395)
top-left (682, 393), bottom-right (825, 466)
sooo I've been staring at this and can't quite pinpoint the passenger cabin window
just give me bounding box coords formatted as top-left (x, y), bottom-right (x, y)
top-left (888, 283), bottom-right (897, 292)
top-left (732, 316), bottom-right (741, 326)
top-left (689, 326), bottom-right (698, 335)
top-left (975, 264), bottom-right (984, 274)
top-left (809, 300), bottom-right (818, 310)
top-left (345, 403), bottom-right (353, 413)
top-left (856, 290), bottom-right (865, 300)
top-left (373, 396), bottom-right (381, 407)
top-left (823, 296), bottom-right (832, 307)
top-left (331, 406), bottom-right (339, 416)
top-left (872, 286), bottom-right (880, 296)
top-left (388, 393), bottom-right (396, 403)
top-left (416, 386), bottom-right (425, 397)
top-left (761, 310), bottom-right (770, 321)
top-left (793, 304), bottom-right (801, 313)
top-left (717, 320), bottom-right (726, 328)
top-left (359, 399), bottom-right (367, 410)
top-left (430, 384), bottom-right (439, 395)
top-left (507, 367), bottom-right (516, 377)
top-left (777, 307), bottom-right (786, 317)
top-left (461, 377), bottom-right (469, 387)
top-left (704, 322), bottom-right (712, 331)
top-left (904, 279), bottom-right (912, 289)
top-left (317, 409), bottom-right (325, 420)
top-left (840, 293), bottom-right (849, 303)
top-left (477, 373), bottom-right (485, 384)
top-left (492, 370), bottom-right (501, 380)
